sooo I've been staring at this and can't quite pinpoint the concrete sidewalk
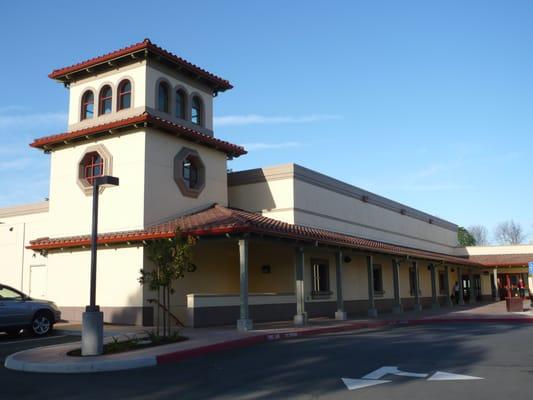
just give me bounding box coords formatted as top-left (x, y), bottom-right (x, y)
top-left (6, 301), bottom-right (533, 374)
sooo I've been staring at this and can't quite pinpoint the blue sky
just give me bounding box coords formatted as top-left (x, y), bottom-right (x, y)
top-left (1, 1), bottom-right (532, 242)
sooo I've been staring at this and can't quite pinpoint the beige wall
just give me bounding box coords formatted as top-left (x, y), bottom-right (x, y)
top-left (48, 131), bottom-right (147, 237)
top-left (229, 164), bottom-right (459, 255)
top-left (68, 61), bottom-right (147, 129)
top-left (143, 129), bottom-right (228, 226)
top-left (464, 245), bottom-right (533, 256)
top-left (0, 205), bottom-right (49, 293)
top-left (46, 246), bottom-right (144, 309)
top-left (145, 62), bottom-right (214, 132)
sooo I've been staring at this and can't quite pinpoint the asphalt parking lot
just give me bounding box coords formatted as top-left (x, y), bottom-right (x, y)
top-left (1, 323), bottom-right (532, 399)
top-left (0, 331), bottom-right (79, 366)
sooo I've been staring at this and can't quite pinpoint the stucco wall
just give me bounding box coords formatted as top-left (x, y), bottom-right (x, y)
top-left (143, 128), bottom-right (228, 226)
top-left (145, 62), bottom-right (214, 132)
top-left (46, 246), bottom-right (144, 307)
top-left (68, 61), bottom-right (147, 129)
top-left (48, 131), bottom-right (147, 237)
top-left (228, 164), bottom-right (459, 254)
top-left (0, 207), bottom-right (49, 293)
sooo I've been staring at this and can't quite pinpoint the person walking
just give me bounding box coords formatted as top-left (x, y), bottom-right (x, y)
top-left (518, 278), bottom-right (525, 298)
top-left (453, 281), bottom-right (460, 304)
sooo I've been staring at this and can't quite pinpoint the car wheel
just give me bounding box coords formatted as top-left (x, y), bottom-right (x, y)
top-left (31, 312), bottom-right (53, 336)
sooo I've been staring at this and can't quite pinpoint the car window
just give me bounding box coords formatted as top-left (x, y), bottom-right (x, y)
top-left (0, 287), bottom-right (23, 300)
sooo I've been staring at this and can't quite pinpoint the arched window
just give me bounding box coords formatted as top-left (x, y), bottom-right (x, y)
top-left (191, 96), bottom-right (202, 126)
top-left (99, 85), bottom-right (113, 115)
top-left (80, 152), bottom-right (104, 185)
top-left (157, 81), bottom-right (170, 113)
top-left (81, 91), bottom-right (94, 120)
top-left (117, 80), bottom-right (132, 110)
top-left (175, 89), bottom-right (186, 119)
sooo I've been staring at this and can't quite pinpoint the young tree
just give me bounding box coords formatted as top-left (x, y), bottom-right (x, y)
top-left (494, 220), bottom-right (525, 245)
top-left (139, 229), bottom-right (196, 337)
top-left (457, 226), bottom-right (476, 246)
top-left (468, 225), bottom-right (489, 246)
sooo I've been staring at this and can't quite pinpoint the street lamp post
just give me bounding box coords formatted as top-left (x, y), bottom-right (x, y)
top-left (82, 175), bottom-right (119, 356)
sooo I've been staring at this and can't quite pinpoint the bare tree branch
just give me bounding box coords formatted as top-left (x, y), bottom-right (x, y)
top-left (468, 225), bottom-right (489, 246)
top-left (494, 220), bottom-right (525, 245)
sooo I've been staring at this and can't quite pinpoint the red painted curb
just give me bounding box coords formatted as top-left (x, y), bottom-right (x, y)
top-left (155, 317), bottom-right (533, 365)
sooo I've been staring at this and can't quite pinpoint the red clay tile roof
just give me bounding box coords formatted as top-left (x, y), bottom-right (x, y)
top-left (49, 39), bottom-right (232, 91)
top-left (28, 204), bottom-right (482, 267)
top-left (29, 112), bottom-right (246, 157)
top-left (468, 254), bottom-right (533, 267)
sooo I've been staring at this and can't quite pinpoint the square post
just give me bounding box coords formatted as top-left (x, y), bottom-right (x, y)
top-left (392, 259), bottom-right (402, 314)
top-left (237, 239), bottom-right (253, 331)
top-left (469, 269), bottom-right (476, 304)
top-left (367, 255), bottom-right (377, 317)
top-left (430, 263), bottom-right (439, 310)
top-left (335, 250), bottom-right (347, 320)
top-left (492, 268), bottom-right (498, 301)
top-left (457, 266), bottom-right (465, 305)
top-left (293, 247), bottom-right (307, 325)
top-left (444, 265), bottom-right (453, 307)
top-left (413, 261), bottom-right (422, 311)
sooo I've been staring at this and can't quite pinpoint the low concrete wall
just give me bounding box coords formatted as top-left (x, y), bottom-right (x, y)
top-left (60, 306), bottom-right (153, 326)
top-left (185, 294), bottom-right (464, 327)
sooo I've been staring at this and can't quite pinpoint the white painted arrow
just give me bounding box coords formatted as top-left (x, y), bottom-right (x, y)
top-left (341, 378), bottom-right (391, 391)
top-left (428, 371), bottom-right (484, 381)
top-left (362, 366), bottom-right (429, 380)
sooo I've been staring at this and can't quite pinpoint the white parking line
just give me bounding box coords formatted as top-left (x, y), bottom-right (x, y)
top-left (0, 334), bottom-right (68, 346)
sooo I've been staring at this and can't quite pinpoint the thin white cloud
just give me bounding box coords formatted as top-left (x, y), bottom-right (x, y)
top-left (0, 112), bottom-right (67, 129)
top-left (214, 114), bottom-right (341, 126)
top-left (243, 142), bottom-right (303, 151)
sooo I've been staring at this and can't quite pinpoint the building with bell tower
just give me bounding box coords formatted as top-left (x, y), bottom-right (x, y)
top-left (2, 40), bottom-right (530, 330)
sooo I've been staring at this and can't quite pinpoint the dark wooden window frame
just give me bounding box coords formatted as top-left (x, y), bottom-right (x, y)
top-left (81, 90), bottom-right (94, 120)
top-left (191, 95), bottom-right (203, 126)
top-left (175, 89), bottom-right (186, 119)
top-left (117, 80), bottom-right (132, 111)
top-left (81, 152), bottom-right (104, 184)
top-left (158, 81), bottom-right (170, 113)
top-left (98, 85), bottom-right (113, 115)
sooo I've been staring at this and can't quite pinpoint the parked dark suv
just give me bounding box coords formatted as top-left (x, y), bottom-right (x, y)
top-left (0, 284), bottom-right (61, 336)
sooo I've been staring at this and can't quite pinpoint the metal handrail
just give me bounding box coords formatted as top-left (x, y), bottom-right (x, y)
top-left (147, 298), bottom-right (184, 327)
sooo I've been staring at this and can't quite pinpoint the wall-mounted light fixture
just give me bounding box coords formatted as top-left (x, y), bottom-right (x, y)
top-left (261, 265), bottom-right (271, 274)
top-left (344, 256), bottom-right (352, 264)
top-left (187, 264), bottom-right (197, 272)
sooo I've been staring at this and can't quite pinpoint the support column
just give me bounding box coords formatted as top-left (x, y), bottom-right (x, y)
top-left (392, 259), bottom-right (403, 314)
top-left (492, 268), bottom-right (498, 301)
top-left (430, 263), bottom-right (439, 310)
top-left (237, 239), bottom-right (253, 331)
top-left (335, 250), bottom-right (347, 320)
top-left (469, 269), bottom-right (476, 304)
top-left (293, 247), bottom-right (307, 326)
top-left (413, 261), bottom-right (422, 311)
top-left (444, 265), bottom-right (453, 307)
top-left (457, 266), bottom-right (465, 305)
top-left (367, 255), bottom-right (378, 317)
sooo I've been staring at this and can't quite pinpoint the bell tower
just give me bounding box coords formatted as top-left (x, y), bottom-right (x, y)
top-left (32, 40), bottom-right (245, 238)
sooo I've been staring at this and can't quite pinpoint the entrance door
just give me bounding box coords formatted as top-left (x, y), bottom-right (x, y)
top-left (29, 265), bottom-right (47, 299)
